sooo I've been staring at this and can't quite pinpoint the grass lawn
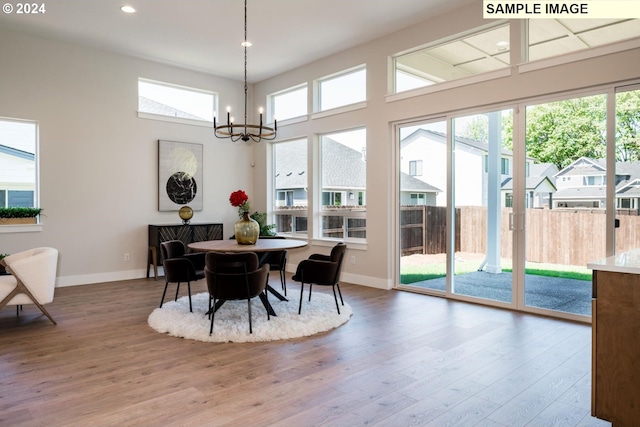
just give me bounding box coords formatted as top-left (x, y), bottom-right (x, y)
top-left (400, 259), bottom-right (592, 284)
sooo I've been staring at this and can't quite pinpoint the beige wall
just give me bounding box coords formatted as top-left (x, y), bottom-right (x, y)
top-left (1, 2), bottom-right (638, 289)
top-left (0, 28), bottom-right (253, 286)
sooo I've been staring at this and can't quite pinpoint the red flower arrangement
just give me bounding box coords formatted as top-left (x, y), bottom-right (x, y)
top-left (229, 190), bottom-right (250, 217)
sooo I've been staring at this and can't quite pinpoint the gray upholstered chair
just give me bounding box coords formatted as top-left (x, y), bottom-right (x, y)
top-left (0, 247), bottom-right (59, 324)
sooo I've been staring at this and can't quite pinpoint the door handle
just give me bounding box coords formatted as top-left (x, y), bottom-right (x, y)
top-left (509, 212), bottom-right (515, 231)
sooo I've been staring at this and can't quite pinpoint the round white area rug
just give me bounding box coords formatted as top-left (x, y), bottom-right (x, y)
top-left (148, 290), bottom-right (352, 343)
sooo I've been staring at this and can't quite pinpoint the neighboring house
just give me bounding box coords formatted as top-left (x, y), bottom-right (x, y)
top-left (501, 163), bottom-right (558, 208)
top-left (553, 157), bottom-right (640, 211)
top-left (0, 144), bottom-right (35, 207)
top-left (275, 138), bottom-right (438, 207)
top-left (400, 128), bottom-right (557, 208)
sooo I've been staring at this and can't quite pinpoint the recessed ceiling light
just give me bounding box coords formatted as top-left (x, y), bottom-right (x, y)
top-left (120, 5), bottom-right (136, 13)
top-left (496, 41), bottom-right (509, 52)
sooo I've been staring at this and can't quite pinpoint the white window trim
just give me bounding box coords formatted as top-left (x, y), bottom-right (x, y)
top-left (137, 112), bottom-right (214, 127)
top-left (0, 224), bottom-right (43, 234)
top-left (386, 68), bottom-right (512, 103)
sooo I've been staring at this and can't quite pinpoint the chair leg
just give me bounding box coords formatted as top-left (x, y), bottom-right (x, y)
top-left (280, 270), bottom-right (286, 295)
top-left (174, 282), bottom-right (181, 301)
top-left (247, 299), bottom-right (253, 334)
top-left (308, 284), bottom-right (313, 301)
top-left (0, 281), bottom-right (56, 325)
top-left (298, 283), bottom-right (305, 314)
top-left (160, 280), bottom-right (170, 308)
top-left (187, 281), bottom-right (193, 313)
top-left (336, 283), bottom-right (344, 305)
top-left (332, 286), bottom-right (341, 315)
top-left (209, 297), bottom-right (216, 335)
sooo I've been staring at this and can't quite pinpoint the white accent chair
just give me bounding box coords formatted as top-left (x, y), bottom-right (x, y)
top-left (0, 247), bottom-right (59, 324)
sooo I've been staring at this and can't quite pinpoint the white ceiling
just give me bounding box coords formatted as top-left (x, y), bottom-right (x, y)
top-left (0, 0), bottom-right (475, 83)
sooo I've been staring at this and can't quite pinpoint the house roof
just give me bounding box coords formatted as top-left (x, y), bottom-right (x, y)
top-left (401, 128), bottom-right (525, 158)
top-left (554, 156), bottom-right (640, 199)
top-left (0, 144), bottom-right (35, 161)
top-left (500, 175), bottom-right (557, 192)
top-left (275, 138), bottom-right (439, 193)
top-left (139, 97), bottom-right (205, 121)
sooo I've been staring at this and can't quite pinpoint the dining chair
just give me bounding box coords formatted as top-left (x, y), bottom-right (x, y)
top-left (291, 242), bottom-right (346, 314)
top-left (159, 240), bottom-right (205, 312)
top-left (205, 252), bottom-right (270, 334)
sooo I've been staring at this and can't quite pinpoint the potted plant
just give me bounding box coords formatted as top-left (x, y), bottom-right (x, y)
top-left (0, 207), bottom-right (43, 225)
top-left (250, 212), bottom-right (277, 236)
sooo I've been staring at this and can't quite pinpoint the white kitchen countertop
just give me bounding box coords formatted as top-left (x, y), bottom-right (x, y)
top-left (588, 248), bottom-right (640, 274)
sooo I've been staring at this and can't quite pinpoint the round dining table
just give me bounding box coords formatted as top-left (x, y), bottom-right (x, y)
top-left (188, 238), bottom-right (307, 253)
top-left (188, 238), bottom-right (308, 316)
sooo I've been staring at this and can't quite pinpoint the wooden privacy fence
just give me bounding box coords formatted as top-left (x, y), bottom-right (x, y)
top-left (401, 206), bottom-right (459, 255)
top-left (401, 205), bottom-right (640, 266)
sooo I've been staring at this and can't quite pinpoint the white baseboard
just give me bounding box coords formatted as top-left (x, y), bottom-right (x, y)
top-left (56, 265), bottom-right (392, 290)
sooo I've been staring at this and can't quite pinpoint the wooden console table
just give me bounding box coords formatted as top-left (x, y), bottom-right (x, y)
top-left (148, 223), bottom-right (223, 279)
top-left (588, 251), bottom-right (640, 427)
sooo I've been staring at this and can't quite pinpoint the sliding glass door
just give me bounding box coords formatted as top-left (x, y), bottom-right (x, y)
top-left (451, 110), bottom-right (514, 304)
top-left (398, 120), bottom-right (448, 292)
top-left (397, 82), bottom-right (639, 321)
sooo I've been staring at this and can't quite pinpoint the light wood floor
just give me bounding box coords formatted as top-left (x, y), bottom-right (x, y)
top-left (0, 274), bottom-right (611, 427)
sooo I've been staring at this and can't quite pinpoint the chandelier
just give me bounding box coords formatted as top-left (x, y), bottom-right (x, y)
top-left (214, 0), bottom-right (277, 142)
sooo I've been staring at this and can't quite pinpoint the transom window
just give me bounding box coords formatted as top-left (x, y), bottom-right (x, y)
top-left (318, 66), bottom-right (366, 111)
top-left (268, 84), bottom-right (307, 122)
top-left (528, 19), bottom-right (640, 62)
top-left (394, 23), bottom-right (510, 93)
top-left (138, 78), bottom-right (216, 125)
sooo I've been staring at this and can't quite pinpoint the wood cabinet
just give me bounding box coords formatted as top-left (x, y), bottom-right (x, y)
top-left (591, 268), bottom-right (640, 427)
top-left (147, 223), bottom-right (223, 279)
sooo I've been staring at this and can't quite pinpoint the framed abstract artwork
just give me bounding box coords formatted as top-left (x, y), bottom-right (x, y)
top-left (158, 140), bottom-right (203, 211)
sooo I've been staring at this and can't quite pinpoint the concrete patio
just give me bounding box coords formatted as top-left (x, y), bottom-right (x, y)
top-left (405, 271), bottom-right (593, 316)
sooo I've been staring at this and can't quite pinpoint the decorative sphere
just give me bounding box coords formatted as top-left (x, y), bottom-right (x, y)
top-left (178, 205), bottom-right (194, 224)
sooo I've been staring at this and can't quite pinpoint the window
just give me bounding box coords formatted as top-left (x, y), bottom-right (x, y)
top-left (273, 139), bottom-right (308, 236)
top-left (585, 175), bottom-right (605, 186)
top-left (318, 67), bottom-right (366, 111)
top-left (505, 193), bottom-right (513, 207)
top-left (410, 193), bottom-right (426, 205)
top-left (394, 23), bottom-right (510, 93)
top-left (0, 117), bottom-right (37, 209)
top-left (409, 160), bottom-right (423, 176)
top-left (501, 158), bottom-right (509, 175)
top-left (138, 78), bottom-right (216, 125)
top-left (320, 128), bottom-right (367, 240)
top-left (269, 84), bottom-right (307, 122)
top-left (528, 19), bottom-right (640, 62)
